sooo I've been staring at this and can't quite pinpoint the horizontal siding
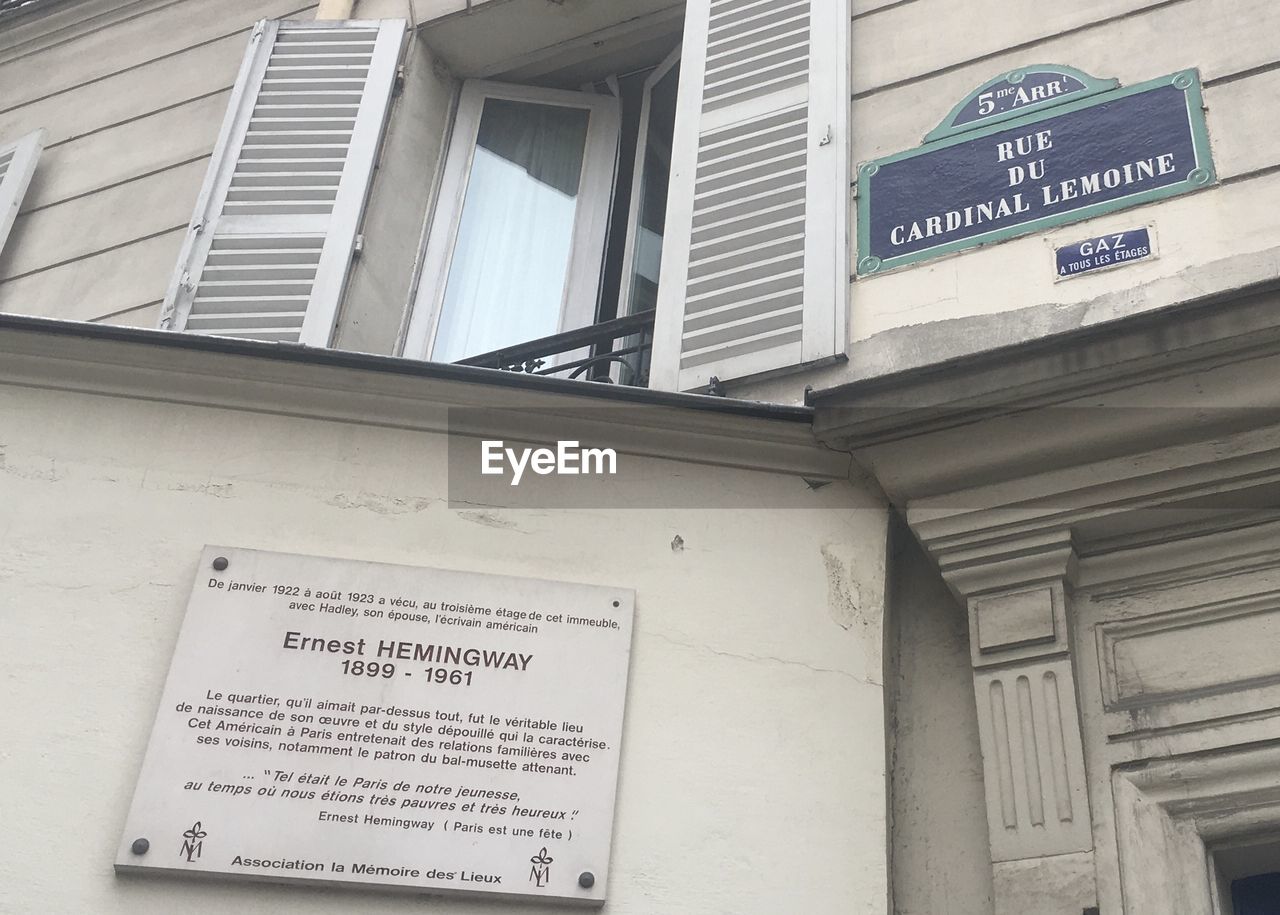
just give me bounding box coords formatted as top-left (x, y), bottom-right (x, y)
top-left (0, 0), bottom-right (314, 109)
top-left (851, 0), bottom-right (904, 17)
top-left (0, 0), bottom-right (318, 326)
top-left (0, 0), bottom-right (118, 54)
top-left (851, 0), bottom-right (1280, 165)
top-left (1208, 66), bottom-right (1280, 181)
top-left (1, 158), bottom-right (205, 279)
top-left (0, 0), bottom-right (179, 59)
top-left (91, 300), bottom-right (165, 328)
top-left (0, 229), bottom-right (182, 321)
top-left (21, 91), bottom-right (230, 212)
top-left (852, 0), bottom-right (1163, 93)
top-left (0, 31), bottom-right (247, 146)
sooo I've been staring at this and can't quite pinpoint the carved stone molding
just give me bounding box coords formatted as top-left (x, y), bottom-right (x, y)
top-left (1113, 741), bottom-right (1280, 914)
top-left (975, 658), bottom-right (1094, 861)
top-left (1097, 588), bottom-right (1280, 739)
top-left (931, 530), bottom-right (1099, 912)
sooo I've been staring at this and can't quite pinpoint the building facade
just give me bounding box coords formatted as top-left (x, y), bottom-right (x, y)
top-left (0, 0), bottom-right (1277, 912)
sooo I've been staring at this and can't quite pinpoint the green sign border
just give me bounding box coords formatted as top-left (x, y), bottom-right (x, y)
top-left (924, 64), bottom-right (1119, 141)
top-left (856, 69), bottom-right (1215, 277)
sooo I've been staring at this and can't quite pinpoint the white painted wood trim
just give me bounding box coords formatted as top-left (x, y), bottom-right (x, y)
top-left (616, 44), bottom-right (682, 322)
top-left (0, 127), bottom-right (44, 257)
top-left (159, 18), bottom-right (272, 332)
top-left (802, 0), bottom-right (850, 362)
top-left (299, 18), bottom-right (405, 346)
top-left (653, 0), bottom-right (848, 392)
top-left (160, 19), bottom-right (406, 345)
top-left (402, 79), bottom-right (621, 362)
top-left (648, 0), bottom-right (710, 392)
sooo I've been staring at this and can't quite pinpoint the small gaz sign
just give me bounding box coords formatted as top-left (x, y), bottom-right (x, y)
top-left (1055, 227), bottom-right (1154, 279)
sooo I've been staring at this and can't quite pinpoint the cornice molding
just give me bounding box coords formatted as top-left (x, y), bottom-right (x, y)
top-left (804, 280), bottom-right (1280, 570)
top-left (907, 428), bottom-right (1280, 556)
top-left (935, 529), bottom-right (1076, 599)
top-left (813, 275), bottom-right (1280, 452)
top-left (0, 319), bottom-right (851, 482)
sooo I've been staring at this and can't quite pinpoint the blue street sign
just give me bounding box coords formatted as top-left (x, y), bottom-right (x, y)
top-left (926, 65), bottom-right (1118, 140)
top-left (1055, 227), bottom-right (1153, 279)
top-left (857, 70), bottom-right (1214, 275)
top-left (949, 71), bottom-right (1089, 130)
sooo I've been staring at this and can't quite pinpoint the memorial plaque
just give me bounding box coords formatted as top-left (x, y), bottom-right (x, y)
top-left (115, 546), bottom-right (635, 905)
top-left (857, 69), bottom-right (1213, 274)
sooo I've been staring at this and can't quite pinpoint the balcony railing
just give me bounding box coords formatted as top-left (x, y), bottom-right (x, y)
top-left (456, 309), bottom-right (655, 387)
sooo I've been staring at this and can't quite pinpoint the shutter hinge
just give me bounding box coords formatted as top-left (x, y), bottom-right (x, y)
top-left (394, 65), bottom-right (406, 95)
top-left (818, 125), bottom-right (832, 147)
top-left (353, 234), bottom-right (365, 259)
top-left (250, 20), bottom-right (266, 43)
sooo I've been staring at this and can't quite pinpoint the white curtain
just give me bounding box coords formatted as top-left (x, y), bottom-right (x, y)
top-left (433, 99), bottom-right (589, 363)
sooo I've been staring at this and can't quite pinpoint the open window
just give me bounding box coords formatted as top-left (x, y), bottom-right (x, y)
top-left (402, 42), bottom-right (684, 386)
top-left (160, 0), bottom-right (849, 394)
top-left (1212, 837), bottom-right (1280, 915)
top-left (407, 0), bottom-right (848, 392)
top-left (403, 81), bottom-right (621, 365)
top-left (618, 46), bottom-right (681, 321)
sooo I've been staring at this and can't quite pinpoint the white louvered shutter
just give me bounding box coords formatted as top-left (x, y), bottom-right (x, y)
top-left (161, 19), bottom-right (404, 344)
top-left (0, 129), bottom-right (44, 256)
top-left (650, 0), bottom-right (848, 392)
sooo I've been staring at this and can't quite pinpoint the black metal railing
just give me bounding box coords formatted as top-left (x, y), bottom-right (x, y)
top-left (456, 309), bottom-right (655, 387)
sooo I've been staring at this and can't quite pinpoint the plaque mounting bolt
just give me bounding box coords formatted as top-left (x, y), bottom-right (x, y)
top-left (611, 600), bottom-right (620, 608)
top-left (131, 838), bottom-right (150, 855)
top-left (578, 871), bottom-right (595, 889)
top-left (212, 556), bottom-right (229, 571)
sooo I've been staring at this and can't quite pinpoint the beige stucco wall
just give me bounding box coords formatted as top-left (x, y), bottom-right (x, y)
top-left (837, 0), bottom-right (1280, 381)
top-left (885, 516), bottom-right (993, 915)
top-left (0, 0), bottom-right (322, 329)
top-left (0, 328), bottom-right (891, 913)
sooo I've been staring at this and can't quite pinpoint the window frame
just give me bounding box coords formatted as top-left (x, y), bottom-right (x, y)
top-left (402, 79), bottom-right (622, 363)
top-left (0, 128), bottom-right (45, 257)
top-left (616, 44), bottom-right (681, 322)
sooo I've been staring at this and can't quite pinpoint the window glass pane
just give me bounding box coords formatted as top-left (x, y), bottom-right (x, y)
top-left (433, 98), bottom-right (590, 363)
top-left (1233, 872), bottom-right (1280, 914)
top-left (625, 62), bottom-right (679, 315)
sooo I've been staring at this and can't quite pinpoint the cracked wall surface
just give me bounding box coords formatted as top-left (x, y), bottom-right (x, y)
top-left (0, 379), bottom-right (891, 914)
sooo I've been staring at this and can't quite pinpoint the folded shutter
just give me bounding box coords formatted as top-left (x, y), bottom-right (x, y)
top-left (161, 19), bottom-right (404, 344)
top-left (651, 0), bottom-right (848, 392)
top-left (0, 129), bottom-right (44, 256)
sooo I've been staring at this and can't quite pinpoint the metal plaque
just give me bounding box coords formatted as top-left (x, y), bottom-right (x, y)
top-left (857, 70), bottom-right (1213, 275)
top-left (925, 65), bottom-right (1117, 139)
top-left (115, 546), bottom-right (635, 905)
top-left (1055, 226), bottom-right (1155, 279)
